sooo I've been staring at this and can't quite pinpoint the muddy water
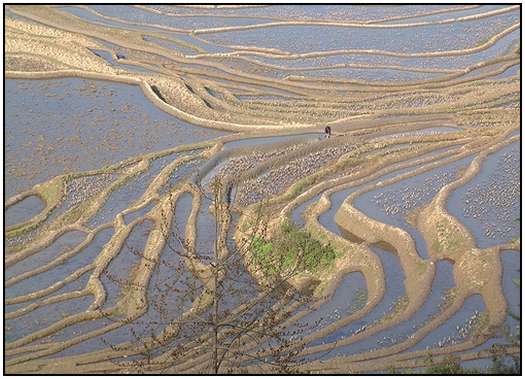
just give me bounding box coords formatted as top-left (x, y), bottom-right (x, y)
top-left (371, 126), bottom-right (460, 141)
top-left (463, 250), bottom-right (520, 358)
top-left (86, 153), bottom-right (182, 228)
top-left (6, 228), bottom-right (113, 302)
top-left (201, 11), bottom-right (519, 54)
top-left (147, 5), bottom-right (465, 21)
top-left (307, 246), bottom-right (406, 352)
top-left (250, 26), bottom-right (520, 71)
top-left (44, 196), bottom-right (194, 358)
top-left (4, 4), bottom-right (521, 373)
top-left (295, 272), bottom-right (367, 334)
top-left (6, 230), bottom-right (87, 280)
top-left (101, 219), bottom-right (154, 309)
top-left (6, 295), bottom-right (95, 343)
top-left (5, 269), bottom-right (93, 316)
top-left (291, 67), bottom-right (444, 82)
top-left (55, 6), bottom-right (237, 54)
top-left (56, 6), bottom-right (176, 34)
top-left (5, 78), bottom-right (227, 198)
top-left (89, 48), bottom-right (152, 73)
top-left (492, 63), bottom-right (520, 80)
top-left (353, 154), bottom-right (475, 259)
top-left (5, 196), bottom-right (45, 226)
top-left (88, 4), bottom-right (275, 30)
top-left (142, 35), bottom-right (199, 55)
top-left (198, 133), bottom-right (321, 187)
top-left (447, 142), bottom-right (520, 249)
top-left (318, 148), bottom-right (456, 236)
top-left (380, 4), bottom-right (509, 24)
top-left (313, 260), bottom-right (454, 359)
top-left (195, 134), bottom-right (288, 257)
top-left (291, 193), bottom-right (322, 226)
top-left (408, 294), bottom-right (486, 351)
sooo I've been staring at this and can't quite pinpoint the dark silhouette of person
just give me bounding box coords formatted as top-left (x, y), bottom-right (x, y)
top-left (325, 126), bottom-right (332, 138)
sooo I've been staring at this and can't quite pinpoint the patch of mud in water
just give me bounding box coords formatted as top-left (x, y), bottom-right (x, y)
top-left (100, 220), bottom-right (154, 309)
top-left (89, 4), bottom-right (274, 30)
top-left (6, 295), bottom-right (94, 343)
top-left (5, 78), bottom-right (227, 197)
top-left (408, 294), bottom-right (486, 352)
top-left (5, 196), bottom-right (45, 227)
top-left (447, 142), bottom-right (520, 249)
top-left (306, 246), bottom-right (405, 353)
top-left (6, 228), bottom-right (113, 301)
top-left (6, 230), bottom-right (87, 280)
top-left (250, 27), bottom-right (520, 71)
top-left (202, 11), bottom-right (518, 54)
top-left (353, 154), bottom-right (475, 259)
top-left (313, 260), bottom-right (454, 360)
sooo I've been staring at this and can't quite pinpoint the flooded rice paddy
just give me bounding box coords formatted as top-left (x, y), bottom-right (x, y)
top-left (4, 4), bottom-right (520, 374)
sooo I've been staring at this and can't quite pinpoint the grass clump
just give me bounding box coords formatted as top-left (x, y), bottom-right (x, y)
top-left (424, 355), bottom-right (481, 374)
top-left (252, 221), bottom-right (338, 276)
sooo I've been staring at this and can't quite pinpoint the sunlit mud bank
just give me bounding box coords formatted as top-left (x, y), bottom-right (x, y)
top-left (5, 4), bottom-right (520, 374)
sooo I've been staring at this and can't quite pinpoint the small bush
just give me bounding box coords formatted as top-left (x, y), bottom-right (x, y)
top-left (252, 221), bottom-right (337, 276)
top-left (425, 356), bottom-right (481, 375)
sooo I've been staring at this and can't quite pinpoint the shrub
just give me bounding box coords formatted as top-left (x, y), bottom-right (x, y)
top-left (252, 221), bottom-right (337, 276)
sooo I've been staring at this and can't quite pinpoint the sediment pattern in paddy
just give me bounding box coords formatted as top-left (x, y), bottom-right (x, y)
top-left (4, 4), bottom-right (520, 374)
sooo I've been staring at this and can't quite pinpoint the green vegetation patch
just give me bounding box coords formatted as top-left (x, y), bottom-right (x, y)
top-left (252, 221), bottom-right (338, 276)
top-left (433, 220), bottom-right (462, 255)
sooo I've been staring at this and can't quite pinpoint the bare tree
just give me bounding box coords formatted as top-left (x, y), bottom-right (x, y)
top-left (100, 177), bottom-right (325, 374)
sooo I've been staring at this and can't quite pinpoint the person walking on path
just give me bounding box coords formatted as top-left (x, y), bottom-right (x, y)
top-left (324, 126), bottom-right (332, 138)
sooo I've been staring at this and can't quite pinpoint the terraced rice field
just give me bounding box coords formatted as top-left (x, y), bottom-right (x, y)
top-left (4, 4), bottom-right (521, 374)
